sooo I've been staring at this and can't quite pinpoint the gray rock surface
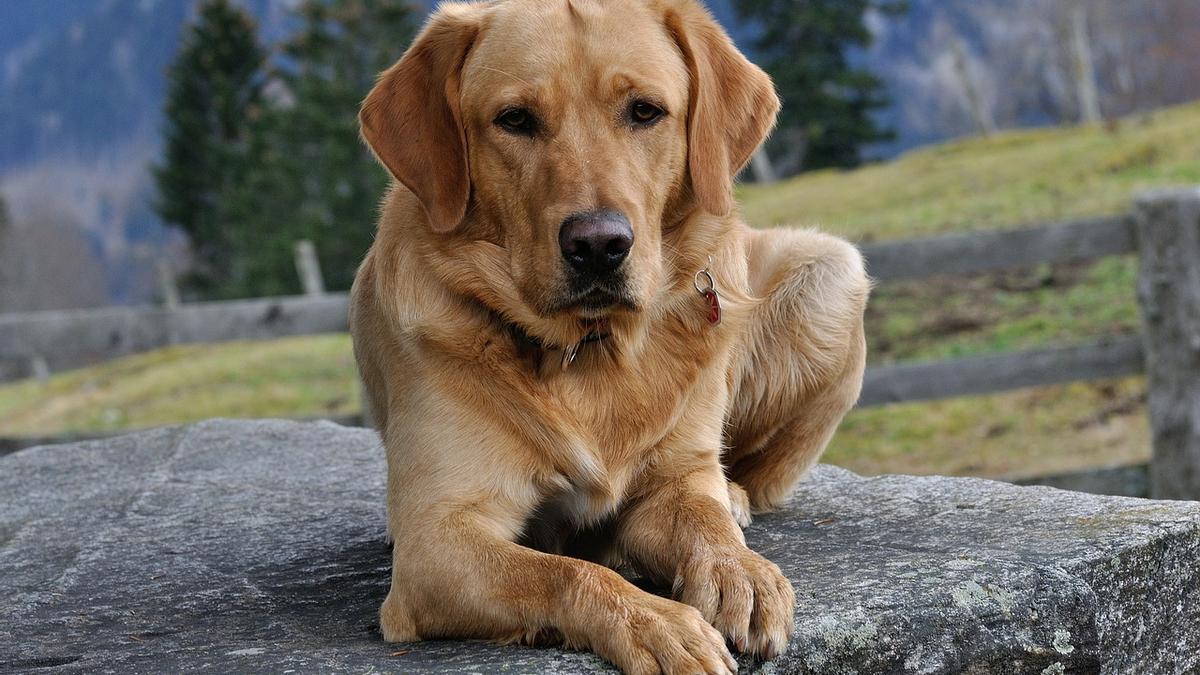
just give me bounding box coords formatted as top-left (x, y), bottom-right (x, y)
top-left (2, 419), bottom-right (1198, 674)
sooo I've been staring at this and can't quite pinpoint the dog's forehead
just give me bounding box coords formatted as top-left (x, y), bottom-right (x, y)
top-left (462, 0), bottom-right (687, 102)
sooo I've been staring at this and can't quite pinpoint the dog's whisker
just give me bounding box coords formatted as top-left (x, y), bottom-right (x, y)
top-left (660, 240), bottom-right (684, 268)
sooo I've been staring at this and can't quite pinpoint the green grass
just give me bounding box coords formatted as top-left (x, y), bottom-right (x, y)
top-left (827, 377), bottom-right (1148, 478)
top-left (8, 101), bottom-right (1200, 477)
top-left (865, 256), bottom-right (1141, 365)
top-left (737, 103), bottom-right (1200, 241)
top-left (0, 336), bottom-right (358, 435)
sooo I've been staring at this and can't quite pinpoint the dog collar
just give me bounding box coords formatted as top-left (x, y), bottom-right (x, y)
top-left (505, 318), bottom-right (610, 373)
top-left (558, 319), bottom-right (610, 370)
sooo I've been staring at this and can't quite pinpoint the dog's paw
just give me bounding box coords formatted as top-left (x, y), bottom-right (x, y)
top-left (593, 593), bottom-right (737, 675)
top-left (673, 547), bottom-right (795, 659)
top-left (727, 481), bottom-right (753, 529)
top-left (379, 592), bottom-right (419, 643)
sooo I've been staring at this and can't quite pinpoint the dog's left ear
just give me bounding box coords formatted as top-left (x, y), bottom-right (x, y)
top-left (663, 1), bottom-right (780, 216)
top-left (360, 4), bottom-right (483, 233)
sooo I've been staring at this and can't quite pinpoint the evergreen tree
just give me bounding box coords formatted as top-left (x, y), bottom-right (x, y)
top-left (228, 0), bottom-right (418, 296)
top-left (153, 0), bottom-right (266, 296)
top-left (734, 0), bottom-right (901, 172)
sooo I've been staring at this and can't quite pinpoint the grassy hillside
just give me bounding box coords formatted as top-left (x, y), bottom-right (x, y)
top-left (7, 101), bottom-right (1200, 476)
top-left (0, 336), bottom-right (359, 434)
top-left (738, 103), bottom-right (1200, 240)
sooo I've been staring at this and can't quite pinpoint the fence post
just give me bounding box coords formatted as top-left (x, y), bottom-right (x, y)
top-left (749, 148), bottom-right (777, 184)
top-left (30, 355), bottom-right (50, 383)
top-left (156, 260), bottom-right (180, 309)
top-left (1134, 188), bottom-right (1200, 500)
top-left (1069, 6), bottom-right (1101, 124)
top-left (293, 240), bottom-right (325, 296)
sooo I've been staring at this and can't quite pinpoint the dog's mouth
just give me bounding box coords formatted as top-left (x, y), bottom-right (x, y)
top-left (551, 283), bottom-right (637, 318)
top-left (578, 287), bottom-right (622, 310)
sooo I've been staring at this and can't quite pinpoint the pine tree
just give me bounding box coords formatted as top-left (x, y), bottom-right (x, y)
top-left (153, 0), bottom-right (266, 296)
top-left (228, 0), bottom-right (418, 296)
top-left (734, 0), bottom-right (901, 173)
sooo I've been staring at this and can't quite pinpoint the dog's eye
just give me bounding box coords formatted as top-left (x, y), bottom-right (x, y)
top-left (495, 107), bottom-right (537, 135)
top-left (629, 100), bottom-right (665, 126)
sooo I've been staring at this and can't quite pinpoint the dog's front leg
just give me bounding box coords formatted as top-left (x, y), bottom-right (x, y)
top-left (384, 499), bottom-right (737, 675)
top-left (618, 457), bottom-right (795, 659)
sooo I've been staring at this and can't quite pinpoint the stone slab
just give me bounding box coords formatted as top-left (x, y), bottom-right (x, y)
top-left (2, 419), bottom-right (1198, 673)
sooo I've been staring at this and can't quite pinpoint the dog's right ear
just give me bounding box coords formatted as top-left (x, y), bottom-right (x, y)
top-left (360, 5), bottom-right (482, 233)
top-left (662, 0), bottom-right (779, 217)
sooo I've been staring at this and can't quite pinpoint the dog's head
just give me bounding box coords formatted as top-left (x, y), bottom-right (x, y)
top-left (361, 0), bottom-right (777, 327)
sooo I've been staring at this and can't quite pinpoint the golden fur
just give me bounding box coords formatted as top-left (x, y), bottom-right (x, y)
top-left (351, 0), bottom-right (869, 672)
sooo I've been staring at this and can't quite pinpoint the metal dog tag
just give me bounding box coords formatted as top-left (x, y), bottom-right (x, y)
top-left (694, 264), bottom-right (722, 327)
top-left (703, 288), bottom-right (722, 326)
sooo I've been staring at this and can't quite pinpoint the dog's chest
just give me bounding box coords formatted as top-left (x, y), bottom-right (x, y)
top-left (559, 325), bottom-right (730, 447)
top-left (511, 315), bottom-right (738, 555)
top-left (517, 484), bottom-right (619, 558)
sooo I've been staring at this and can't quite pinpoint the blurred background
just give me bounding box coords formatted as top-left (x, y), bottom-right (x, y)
top-left (2, 0), bottom-right (1199, 489)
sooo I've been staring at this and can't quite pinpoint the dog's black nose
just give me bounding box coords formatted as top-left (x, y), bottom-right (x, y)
top-left (559, 210), bottom-right (633, 276)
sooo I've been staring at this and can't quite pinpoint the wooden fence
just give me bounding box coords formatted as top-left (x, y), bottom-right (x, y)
top-left (2, 189), bottom-right (1199, 497)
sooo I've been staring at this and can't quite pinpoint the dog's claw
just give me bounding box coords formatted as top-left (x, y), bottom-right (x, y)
top-left (674, 547), bottom-right (795, 660)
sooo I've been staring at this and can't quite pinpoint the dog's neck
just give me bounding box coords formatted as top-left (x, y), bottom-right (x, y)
top-left (504, 316), bottom-right (613, 375)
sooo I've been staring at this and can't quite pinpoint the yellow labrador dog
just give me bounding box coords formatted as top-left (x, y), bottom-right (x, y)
top-left (351, 0), bottom-right (868, 671)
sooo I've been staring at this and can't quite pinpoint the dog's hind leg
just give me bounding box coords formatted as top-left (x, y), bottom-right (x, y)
top-left (723, 228), bottom-right (870, 512)
top-left (726, 479), bottom-right (752, 528)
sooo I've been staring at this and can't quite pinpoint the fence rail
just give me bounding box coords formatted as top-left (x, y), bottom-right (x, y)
top-left (0, 215), bottom-right (1146, 402)
top-left (0, 294), bottom-right (349, 376)
top-left (859, 214), bottom-right (1135, 282)
top-left (858, 337), bottom-right (1144, 407)
top-left (3, 190), bottom-right (1199, 497)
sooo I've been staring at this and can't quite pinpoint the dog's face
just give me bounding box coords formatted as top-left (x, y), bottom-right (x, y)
top-left (460, 0), bottom-right (689, 318)
top-left (361, 0), bottom-right (778, 325)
